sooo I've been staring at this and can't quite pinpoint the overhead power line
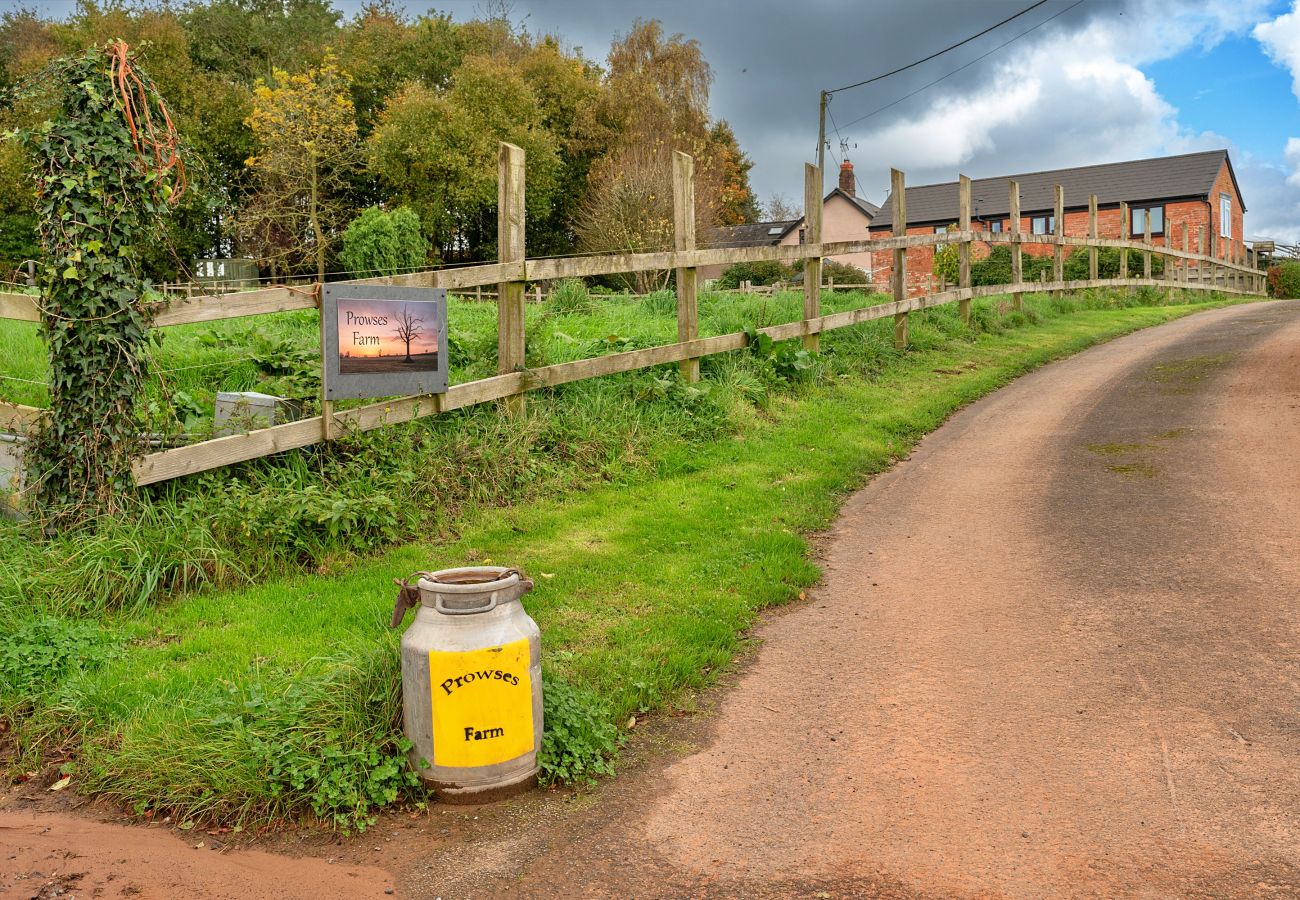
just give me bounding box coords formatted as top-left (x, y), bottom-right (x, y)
top-left (825, 0), bottom-right (1050, 96)
top-left (836, 0), bottom-right (1086, 132)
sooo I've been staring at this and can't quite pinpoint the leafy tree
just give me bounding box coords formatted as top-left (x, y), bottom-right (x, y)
top-left (708, 121), bottom-right (758, 225)
top-left (339, 206), bottom-right (426, 278)
top-left (336, 3), bottom-right (463, 137)
top-left (368, 54), bottom-right (559, 261)
top-left (239, 55), bottom-right (361, 279)
top-left (180, 0), bottom-right (340, 83)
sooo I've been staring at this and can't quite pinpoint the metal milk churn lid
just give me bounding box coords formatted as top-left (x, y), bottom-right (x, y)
top-left (390, 566), bottom-right (542, 803)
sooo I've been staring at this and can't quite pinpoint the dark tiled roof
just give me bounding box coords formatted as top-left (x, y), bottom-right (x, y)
top-left (871, 150), bottom-right (1239, 230)
top-left (709, 219), bottom-right (800, 248)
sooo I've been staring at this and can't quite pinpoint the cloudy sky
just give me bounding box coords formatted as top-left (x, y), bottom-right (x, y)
top-left (27, 0), bottom-right (1300, 239)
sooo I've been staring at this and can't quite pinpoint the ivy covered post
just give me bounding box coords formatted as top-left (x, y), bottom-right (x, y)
top-left (13, 43), bottom-right (183, 527)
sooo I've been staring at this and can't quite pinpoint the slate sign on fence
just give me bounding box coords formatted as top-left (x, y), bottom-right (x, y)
top-left (322, 284), bottom-right (449, 400)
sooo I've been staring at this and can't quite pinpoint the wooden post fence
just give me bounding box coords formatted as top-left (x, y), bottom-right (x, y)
top-left (1088, 194), bottom-right (1099, 281)
top-left (1053, 184), bottom-right (1064, 297)
top-left (1143, 213), bottom-right (1152, 280)
top-left (959, 175), bottom-right (972, 324)
top-left (1009, 180), bottom-right (1023, 311)
top-left (891, 168), bottom-right (908, 350)
top-left (803, 163), bottom-right (823, 353)
top-left (498, 142), bottom-right (526, 415)
top-left (1119, 202), bottom-right (1129, 285)
top-left (672, 150), bottom-right (700, 383)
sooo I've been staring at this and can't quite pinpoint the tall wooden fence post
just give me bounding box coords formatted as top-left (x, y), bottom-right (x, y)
top-left (1198, 228), bottom-right (1206, 288)
top-left (497, 142), bottom-right (526, 415)
top-left (1143, 213), bottom-right (1152, 280)
top-left (1053, 184), bottom-right (1064, 297)
top-left (803, 162), bottom-right (823, 352)
top-left (1009, 180), bottom-right (1022, 311)
top-left (1181, 222), bottom-right (1190, 287)
top-left (958, 174), bottom-right (971, 324)
top-left (672, 151), bottom-right (700, 382)
top-left (891, 168), bottom-right (908, 350)
top-left (1119, 201), bottom-right (1130, 286)
top-left (1088, 194), bottom-right (1099, 282)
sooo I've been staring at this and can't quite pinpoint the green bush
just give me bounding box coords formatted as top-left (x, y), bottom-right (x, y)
top-left (1063, 246), bottom-right (1164, 280)
top-left (1267, 261), bottom-right (1300, 298)
top-left (339, 206), bottom-right (427, 278)
top-left (538, 677), bottom-right (618, 785)
top-left (970, 246), bottom-right (1053, 286)
top-left (821, 259), bottom-right (870, 284)
top-left (716, 259), bottom-right (794, 289)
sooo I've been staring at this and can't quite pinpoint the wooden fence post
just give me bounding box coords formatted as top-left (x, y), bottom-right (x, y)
top-left (1009, 180), bottom-right (1022, 311)
top-left (1198, 228), bottom-right (1205, 287)
top-left (891, 168), bottom-right (908, 350)
top-left (1053, 184), bottom-right (1064, 297)
top-left (827, 275), bottom-right (834, 293)
top-left (672, 150), bottom-right (700, 383)
top-left (803, 162), bottom-right (823, 352)
top-left (1119, 201), bottom-right (1129, 285)
top-left (959, 175), bottom-right (972, 324)
top-left (1181, 222), bottom-right (1189, 283)
top-left (1143, 213), bottom-right (1152, 280)
top-left (1088, 194), bottom-right (1098, 281)
top-left (497, 142), bottom-right (526, 415)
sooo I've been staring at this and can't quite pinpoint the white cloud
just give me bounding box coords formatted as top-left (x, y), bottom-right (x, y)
top-left (1286, 137), bottom-right (1300, 187)
top-left (1255, 3), bottom-right (1300, 101)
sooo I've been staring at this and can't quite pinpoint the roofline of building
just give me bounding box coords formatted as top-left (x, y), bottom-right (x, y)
top-left (868, 192), bottom-right (1227, 233)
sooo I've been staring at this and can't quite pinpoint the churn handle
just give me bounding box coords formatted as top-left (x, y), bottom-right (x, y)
top-left (390, 572), bottom-right (432, 628)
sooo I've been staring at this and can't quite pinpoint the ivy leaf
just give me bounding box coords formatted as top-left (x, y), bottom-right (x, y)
top-left (62, 266), bottom-right (79, 280)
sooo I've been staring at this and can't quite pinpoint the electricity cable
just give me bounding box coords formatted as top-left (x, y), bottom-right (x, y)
top-left (825, 0), bottom-right (1050, 95)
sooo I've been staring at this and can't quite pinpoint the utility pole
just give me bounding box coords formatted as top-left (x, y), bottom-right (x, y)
top-left (817, 90), bottom-right (828, 190)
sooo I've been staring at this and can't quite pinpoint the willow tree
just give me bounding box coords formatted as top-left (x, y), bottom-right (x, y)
top-left (12, 43), bottom-right (183, 525)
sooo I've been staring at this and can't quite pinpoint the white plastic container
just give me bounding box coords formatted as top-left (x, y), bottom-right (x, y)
top-left (392, 566), bottom-right (541, 802)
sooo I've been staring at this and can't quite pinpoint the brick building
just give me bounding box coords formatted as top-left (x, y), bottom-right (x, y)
top-left (867, 150), bottom-right (1246, 295)
top-left (702, 160), bottom-right (880, 281)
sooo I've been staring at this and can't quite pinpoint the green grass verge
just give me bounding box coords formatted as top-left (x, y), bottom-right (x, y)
top-left (1, 287), bottom-right (1247, 830)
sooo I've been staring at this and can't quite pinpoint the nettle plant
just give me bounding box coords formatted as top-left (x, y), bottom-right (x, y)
top-left (11, 43), bottom-right (183, 527)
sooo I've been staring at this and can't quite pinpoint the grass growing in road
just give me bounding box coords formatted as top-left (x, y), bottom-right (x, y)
top-left (2, 287), bottom-right (1246, 829)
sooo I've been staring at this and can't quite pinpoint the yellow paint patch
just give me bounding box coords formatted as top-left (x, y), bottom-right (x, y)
top-left (429, 638), bottom-right (533, 768)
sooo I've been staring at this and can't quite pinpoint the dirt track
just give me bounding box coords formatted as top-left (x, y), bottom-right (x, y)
top-left (3, 300), bottom-right (1298, 898)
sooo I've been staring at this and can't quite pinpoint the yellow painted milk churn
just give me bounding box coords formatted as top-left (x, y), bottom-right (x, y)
top-left (390, 566), bottom-right (542, 802)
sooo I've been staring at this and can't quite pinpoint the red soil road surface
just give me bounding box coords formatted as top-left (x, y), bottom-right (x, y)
top-left (433, 299), bottom-right (1300, 898)
top-left (4, 300), bottom-right (1298, 898)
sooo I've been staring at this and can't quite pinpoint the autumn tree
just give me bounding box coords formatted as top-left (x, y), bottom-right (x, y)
top-left (577, 20), bottom-right (756, 279)
top-left (240, 55), bottom-right (360, 279)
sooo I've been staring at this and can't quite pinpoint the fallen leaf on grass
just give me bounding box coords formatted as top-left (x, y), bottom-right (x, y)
top-left (47, 776), bottom-right (71, 792)
top-left (540, 572), bottom-right (555, 579)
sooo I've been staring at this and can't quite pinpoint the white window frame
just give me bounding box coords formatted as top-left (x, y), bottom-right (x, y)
top-left (1219, 193), bottom-right (1232, 239)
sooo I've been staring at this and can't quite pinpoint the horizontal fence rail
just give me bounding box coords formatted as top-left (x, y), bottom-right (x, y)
top-left (0, 146), bottom-right (1269, 488)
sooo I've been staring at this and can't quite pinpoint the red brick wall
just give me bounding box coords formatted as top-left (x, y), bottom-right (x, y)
top-left (868, 162), bottom-right (1246, 295)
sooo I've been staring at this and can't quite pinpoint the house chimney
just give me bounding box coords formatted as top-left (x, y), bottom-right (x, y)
top-left (839, 159), bottom-right (855, 196)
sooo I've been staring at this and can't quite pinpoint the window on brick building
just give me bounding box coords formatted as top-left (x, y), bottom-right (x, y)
top-left (1130, 205), bottom-right (1165, 237)
top-left (988, 220), bottom-right (1004, 233)
top-left (1219, 193), bottom-right (1231, 238)
top-left (1030, 215), bottom-right (1055, 234)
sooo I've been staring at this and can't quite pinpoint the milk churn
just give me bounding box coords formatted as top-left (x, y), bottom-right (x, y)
top-left (390, 566), bottom-right (542, 802)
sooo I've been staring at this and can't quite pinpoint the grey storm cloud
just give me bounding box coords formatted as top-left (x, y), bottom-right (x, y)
top-left (23, 0), bottom-right (1300, 236)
